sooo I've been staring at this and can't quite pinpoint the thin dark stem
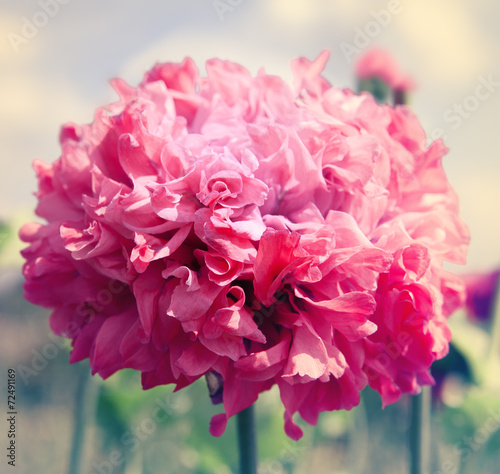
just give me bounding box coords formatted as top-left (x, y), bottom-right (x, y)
top-left (487, 276), bottom-right (500, 366)
top-left (393, 88), bottom-right (407, 106)
top-left (237, 404), bottom-right (258, 474)
top-left (409, 387), bottom-right (431, 474)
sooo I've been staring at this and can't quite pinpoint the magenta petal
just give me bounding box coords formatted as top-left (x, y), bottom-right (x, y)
top-left (70, 314), bottom-right (106, 365)
top-left (303, 292), bottom-right (377, 341)
top-left (284, 412), bottom-right (304, 441)
top-left (176, 342), bottom-right (219, 376)
top-left (133, 266), bottom-right (165, 337)
top-left (118, 133), bottom-right (159, 179)
top-left (234, 331), bottom-right (291, 381)
top-left (209, 413), bottom-right (228, 437)
top-left (198, 333), bottom-right (246, 361)
top-left (283, 325), bottom-right (328, 383)
top-left (254, 229), bottom-right (311, 305)
top-left (167, 268), bottom-right (222, 322)
top-left (92, 309), bottom-right (137, 377)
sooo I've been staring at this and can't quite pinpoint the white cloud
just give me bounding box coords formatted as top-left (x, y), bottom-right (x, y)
top-left (120, 29), bottom-right (295, 85)
top-left (0, 63), bottom-right (98, 218)
top-left (395, 0), bottom-right (492, 84)
top-left (453, 173), bottom-right (500, 270)
top-left (263, 0), bottom-right (365, 29)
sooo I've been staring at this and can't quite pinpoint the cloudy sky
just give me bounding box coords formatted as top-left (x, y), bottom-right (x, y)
top-left (1, 0), bottom-right (499, 270)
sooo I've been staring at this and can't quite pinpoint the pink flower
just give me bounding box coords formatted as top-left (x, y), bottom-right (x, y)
top-left (20, 51), bottom-right (468, 440)
top-left (355, 48), bottom-right (416, 91)
top-left (462, 269), bottom-right (500, 322)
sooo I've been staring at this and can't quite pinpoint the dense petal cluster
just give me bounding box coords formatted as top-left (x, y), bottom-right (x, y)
top-left (20, 51), bottom-right (469, 439)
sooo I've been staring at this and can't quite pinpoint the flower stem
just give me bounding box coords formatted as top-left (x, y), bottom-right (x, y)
top-left (409, 387), bottom-right (431, 474)
top-left (68, 363), bottom-right (99, 474)
top-left (393, 88), bottom-right (407, 106)
top-left (237, 404), bottom-right (258, 474)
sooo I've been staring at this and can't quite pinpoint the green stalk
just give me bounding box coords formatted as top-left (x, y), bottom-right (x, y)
top-left (237, 404), bottom-right (258, 474)
top-left (409, 387), bottom-right (431, 474)
top-left (68, 363), bottom-right (99, 474)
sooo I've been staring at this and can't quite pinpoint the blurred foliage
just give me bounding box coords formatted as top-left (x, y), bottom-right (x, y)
top-left (0, 213), bottom-right (35, 267)
top-left (93, 370), bottom-right (311, 473)
top-left (434, 388), bottom-right (500, 474)
top-left (438, 389), bottom-right (500, 446)
top-left (0, 221), bottom-right (10, 252)
top-left (448, 311), bottom-right (491, 385)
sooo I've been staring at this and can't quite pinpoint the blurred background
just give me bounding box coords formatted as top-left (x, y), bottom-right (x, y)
top-left (1, 0), bottom-right (500, 472)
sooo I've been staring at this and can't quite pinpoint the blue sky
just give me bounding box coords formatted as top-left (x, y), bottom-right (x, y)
top-left (1, 0), bottom-right (499, 270)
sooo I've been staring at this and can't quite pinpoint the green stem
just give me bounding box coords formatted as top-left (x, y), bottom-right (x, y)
top-left (409, 387), bottom-right (431, 474)
top-left (68, 363), bottom-right (99, 474)
top-left (237, 404), bottom-right (258, 474)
